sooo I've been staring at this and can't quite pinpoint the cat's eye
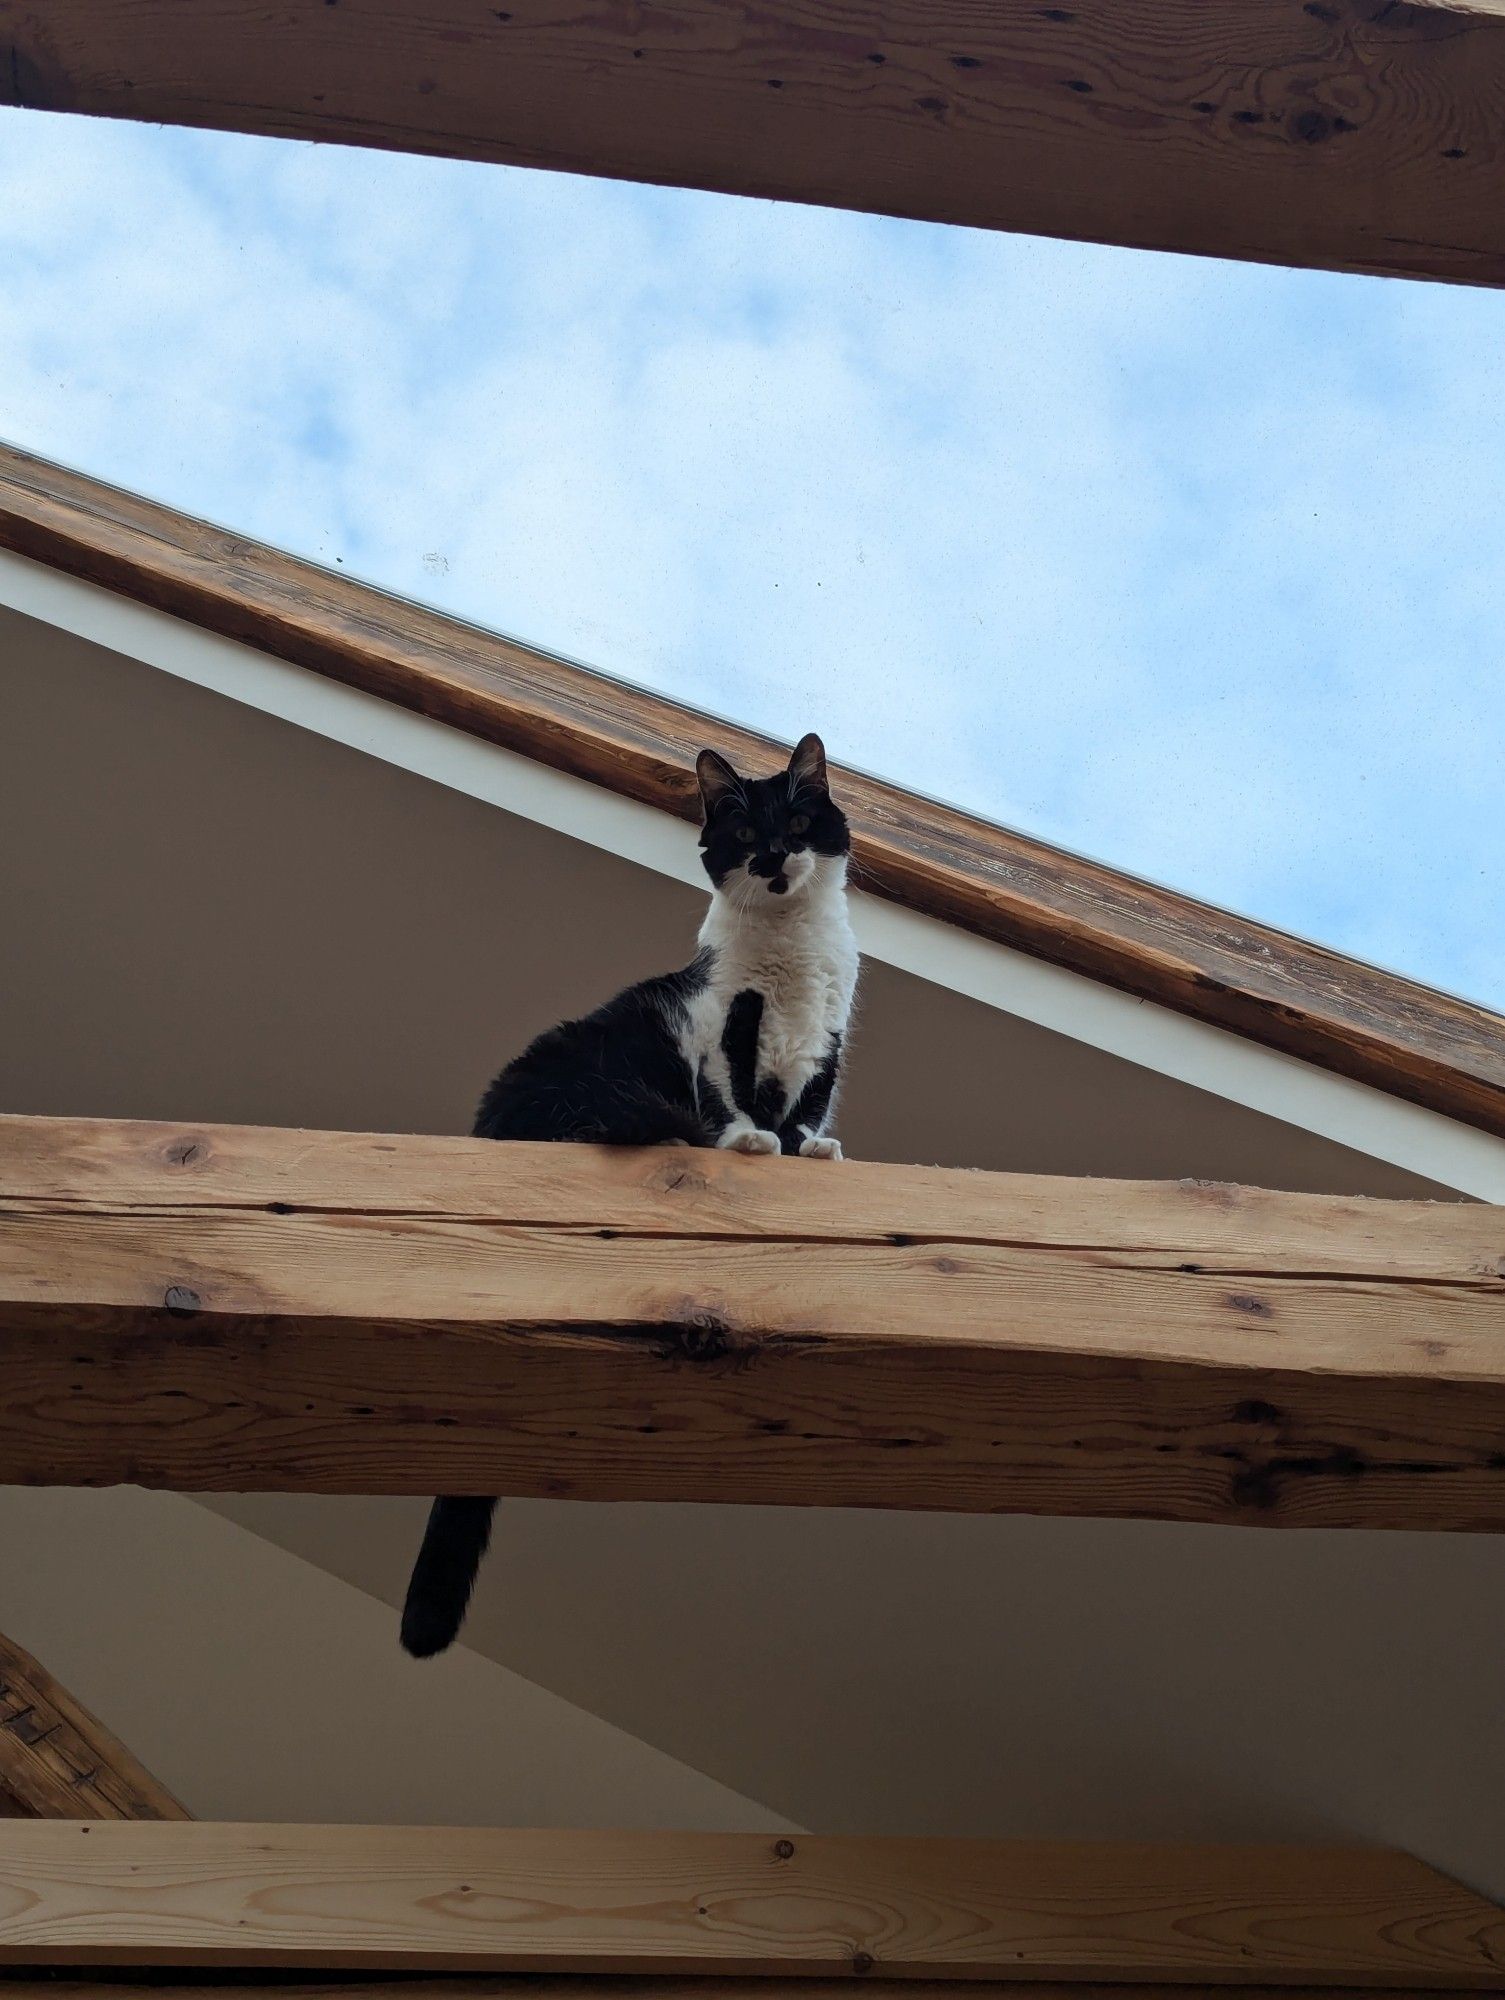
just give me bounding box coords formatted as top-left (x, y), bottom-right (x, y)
top-left (789, 813), bottom-right (810, 834)
top-left (736, 825), bottom-right (756, 844)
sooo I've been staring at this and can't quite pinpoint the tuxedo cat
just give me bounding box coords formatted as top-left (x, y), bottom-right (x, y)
top-left (400, 732), bottom-right (858, 1658)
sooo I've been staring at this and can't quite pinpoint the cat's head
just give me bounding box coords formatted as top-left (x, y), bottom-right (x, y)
top-left (695, 734), bottom-right (850, 903)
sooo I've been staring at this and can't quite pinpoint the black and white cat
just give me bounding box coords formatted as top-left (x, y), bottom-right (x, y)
top-left (400, 732), bottom-right (858, 1658)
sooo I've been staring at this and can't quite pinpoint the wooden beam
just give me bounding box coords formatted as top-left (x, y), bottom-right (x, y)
top-left (1, 1987), bottom-right (1491, 2000)
top-left (3, 0), bottom-right (1505, 285)
top-left (0, 1629), bottom-right (189, 1822)
top-left (3, 1113), bottom-right (1505, 1528)
top-left (0, 1825), bottom-right (1499, 1985)
top-left (3, 449), bottom-right (1504, 1144)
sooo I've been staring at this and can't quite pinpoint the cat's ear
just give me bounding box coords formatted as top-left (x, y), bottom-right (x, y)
top-left (787, 732), bottom-right (829, 795)
top-left (696, 748), bottom-right (746, 818)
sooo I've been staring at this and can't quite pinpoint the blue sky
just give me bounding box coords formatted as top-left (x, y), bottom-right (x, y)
top-left (2, 107), bottom-right (1500, 1007)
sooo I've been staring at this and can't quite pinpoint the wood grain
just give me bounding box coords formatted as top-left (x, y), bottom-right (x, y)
top-left (2, 444), bottom-right (1502, 1140)
top-left (0, 1630), bottom-right (190, 1822)
top-left (2, 0), bottom-right (1505, 284)
top-left (3, 1113), bottom-right (1505, 1528)
top-left (7, 1114), bottom-right (1505, 1277)
top-left (0, 1825), bottom-right (1499, 1986)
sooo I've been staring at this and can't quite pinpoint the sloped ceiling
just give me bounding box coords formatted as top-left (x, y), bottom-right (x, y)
top-left (5, 606), bottom-right (1501, 1902)
top-left (201, 1490), bottom-right (1505, 1903)
top-left (0, 1485), bottom-right (789, 1830)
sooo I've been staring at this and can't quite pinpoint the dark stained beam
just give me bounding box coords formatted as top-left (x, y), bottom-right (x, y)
top-left (0, 1987), bottom-right (1493, 2000)
top-left (2, 0), bottom-right (1505, 284)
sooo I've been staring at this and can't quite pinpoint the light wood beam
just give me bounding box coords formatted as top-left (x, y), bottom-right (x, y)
top-left (2, 1113), bottom-right (1505, 1529)
top-left (0, 1629), bottom-right (189, 1822)
top-left (3, 0), bottom-right (1505, 284)
top-left (0, 1825), bottom-right (1499, 1986)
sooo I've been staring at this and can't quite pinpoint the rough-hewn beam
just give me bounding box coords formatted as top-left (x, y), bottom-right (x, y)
top-left (2, 0), bottom-right (1505, 285)
top-left (0, 1825), bottom-right (1499, 1985)
top-left (3, 1114), bottom-right (1505, 1528)
top-left (0, 1630), bottom-right (189, 1822)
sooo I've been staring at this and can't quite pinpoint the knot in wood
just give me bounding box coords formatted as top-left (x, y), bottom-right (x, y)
top-left (658, 1306), bottom-right (737, 1365)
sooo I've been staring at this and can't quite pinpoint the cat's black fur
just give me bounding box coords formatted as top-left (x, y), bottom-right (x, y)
top-left (695, 738), bottom-right (851, 893)
top-left (470, 955), bottom-right (715, 1147)
top-left (400, 734), bottom-right (852, 1660)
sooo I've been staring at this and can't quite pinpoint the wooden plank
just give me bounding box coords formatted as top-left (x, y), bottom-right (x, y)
top-left (7, 1114), bottom-right (1505, 1278)
top-left (3, 1113), bottom-right (1505, 1528)
top-left (0, 1826), bottom-right (1499, 1986)
top-left (0, 1630), bottom-right (189, 1822)
top-left (3, 447), bottom-right (1502, 1142)
top-left (3, 0), bottom-right (1505, 285)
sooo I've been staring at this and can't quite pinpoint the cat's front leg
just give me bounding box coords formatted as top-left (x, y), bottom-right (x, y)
top-left (777, 1118), bottom-right (844, 1160)
top-left (799, 1133), bottom-right (844, 1161)
top-left (779, 1036), bottom-right (844, 1160)
top-left (716, 991), bottom-right (781, 1154)
top-left (717, 1115), bottom-right (782, 1156)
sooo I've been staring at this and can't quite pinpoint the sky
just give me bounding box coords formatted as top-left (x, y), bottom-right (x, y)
top-left (1, 106), bottom-right (1501, 1008)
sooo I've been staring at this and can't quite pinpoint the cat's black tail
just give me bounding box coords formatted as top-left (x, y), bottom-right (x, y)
top-left (400, 1496), bottom-right (497, 1658)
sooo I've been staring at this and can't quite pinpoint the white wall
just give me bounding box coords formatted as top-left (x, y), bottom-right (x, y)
top-left (0, 1486), bottom-right (791, 1830)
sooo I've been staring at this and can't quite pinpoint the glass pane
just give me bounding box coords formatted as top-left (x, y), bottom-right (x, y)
top-left (2, 108), bottom-right (1498, 1007)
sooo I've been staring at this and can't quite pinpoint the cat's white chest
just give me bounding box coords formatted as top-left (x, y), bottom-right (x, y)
top-left (685, 878), bottom-right (858, 1104)
top-left (719, 924), bottom-right (855, 1063)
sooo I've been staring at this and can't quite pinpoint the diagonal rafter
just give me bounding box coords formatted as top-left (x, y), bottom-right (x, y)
top-left (1, 443), bottom-right (1503, 1142)
top-left (0, 1627), bottom-right (190, 1821)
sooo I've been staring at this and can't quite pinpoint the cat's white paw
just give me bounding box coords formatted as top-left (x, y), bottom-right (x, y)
top-left (799, 1135), bottom-right (844, 1161)
top-left (657, 1137), bottom-right (694, 1148)
top-left (718, 1124), bottom-right (782, 1156)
